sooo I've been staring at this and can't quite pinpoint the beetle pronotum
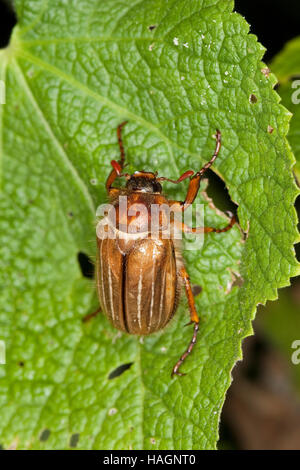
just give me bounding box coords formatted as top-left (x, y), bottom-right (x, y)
top-left (85, 122), bottom-right (236, 376)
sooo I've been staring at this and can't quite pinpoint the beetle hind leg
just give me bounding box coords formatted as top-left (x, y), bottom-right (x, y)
top-left (171, 266), bottom-right (200, 377)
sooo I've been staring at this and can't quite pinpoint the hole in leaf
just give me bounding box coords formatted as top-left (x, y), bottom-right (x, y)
top-left (0, 0), bottom-right (17, 49)
top-left (77, 252), bottom-right (94, 279)
top-left (108, 362), bottom-right (134, 379)
top-left (148, 24), bottom-right (157, 31)
top-left (249, 93), bottom-right (258, 103)
top-left (205, 169), bottom-right (238, 216)
top-left (18, 361), bottom-right (25, 367)
top-left (39, 429), bottom-right (51, 442)
top-left (69, 433), bottom-right (80, 448)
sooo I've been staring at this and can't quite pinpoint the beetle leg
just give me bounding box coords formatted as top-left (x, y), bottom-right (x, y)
top-left (168, 130), bottom-right (221, 211)
top-left (174, 215), bottom-right (236, 234)
top-left (172, 323), bottom-right (199, 377)
top-left (82, 307), bottom-right (101, 323)
top-left (171, 267), bottom-right (200, 377)
top-left (179, 266), bottom-right (199, 323)
top-left (106, 121), bottom-right (128, 193)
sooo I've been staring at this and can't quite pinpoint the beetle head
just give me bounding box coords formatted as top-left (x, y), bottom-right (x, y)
top-left (126, 171), bottom-right (162, 193)
top-left (110, 160), bottom-right (194, 193)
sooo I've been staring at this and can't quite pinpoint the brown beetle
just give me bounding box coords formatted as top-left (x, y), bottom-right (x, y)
top-left (86, 122), bottom-right (235, 376)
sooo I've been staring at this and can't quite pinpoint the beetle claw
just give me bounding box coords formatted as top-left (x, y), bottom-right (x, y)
top-left (171, 369), bottom-right (186, 378)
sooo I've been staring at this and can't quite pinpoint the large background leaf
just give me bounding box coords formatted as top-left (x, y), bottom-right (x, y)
top-left (0, 0), bottom-right (299, 450)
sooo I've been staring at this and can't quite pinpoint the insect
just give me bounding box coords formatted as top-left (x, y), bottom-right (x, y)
top-left (86, 122), bottom-right (236, 376)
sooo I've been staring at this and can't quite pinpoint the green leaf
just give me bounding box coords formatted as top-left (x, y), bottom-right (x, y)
top-left (0, 0), bottom-right (299, 450)
top-left (271, 37), bottom-right (300, 182)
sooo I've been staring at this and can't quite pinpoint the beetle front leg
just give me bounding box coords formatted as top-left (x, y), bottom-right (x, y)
top-left (106, 121), bottom-right (128, 193)
top-left (172, 266), bottom-right (200, 377)
top-left (168, 130), bottom-right (221, 212)
top-left (174, 215), bottom-right (236, 234)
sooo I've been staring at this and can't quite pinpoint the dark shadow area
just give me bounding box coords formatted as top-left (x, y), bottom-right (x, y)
top-left (77, 252), bottom-right (95, 279)
top-left (0, 0), bottom-right (17, 49)
top-left (220, 324), bottom-right (300, 450)
top-left (235, 0), bottom-right (300, 62)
